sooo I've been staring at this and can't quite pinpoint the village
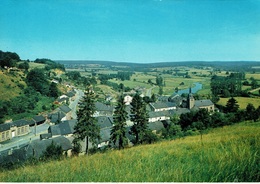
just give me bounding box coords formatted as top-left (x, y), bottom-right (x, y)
top-left (0, 79), bottom-right (215, 165)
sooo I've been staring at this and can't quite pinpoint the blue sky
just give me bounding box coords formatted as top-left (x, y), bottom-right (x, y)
top-left (0, 0), bottom-right (259, 63)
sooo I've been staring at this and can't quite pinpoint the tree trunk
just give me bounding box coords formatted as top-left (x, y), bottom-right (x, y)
top-left (86, 136), bottom-right (89, 155)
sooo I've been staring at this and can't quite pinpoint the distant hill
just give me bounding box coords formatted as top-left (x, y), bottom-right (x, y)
top-left (0, 121), bottom-right (259, 182)
top-left (57, 60), bottom-right (260, 72)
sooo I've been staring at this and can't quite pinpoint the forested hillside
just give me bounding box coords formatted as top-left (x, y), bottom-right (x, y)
top-left (0, 50), bottom-right (65, 123)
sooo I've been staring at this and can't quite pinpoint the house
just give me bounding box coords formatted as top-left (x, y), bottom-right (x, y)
top-left (12, 119), bottom-right (30, 137)
top-left (187, 88), bottom-right (215, 112)
top-left (194, 100), bottom-right (215, 112)
top-left (0, 119), bottom-right (31, 143)
top-left (48, 111), bottom-right (66, 124)
top-left (148, 121), bottom-right (165, 134)
top-left (48, 119), bottom-right (77, 137)
top-left (26, 136), bottom-right (73, 158)
top-left (59, 105), bottom-right (72, 120)
top-left (168, 94), bottom-right (183, 106)
top-left (124, 95), bottom-right (133, 105)
top-left (96, 116), bottom-right (113, 129)
top-left (149, 101), bottom-right (177, 112)
top-left (0, 123), bottom-right (11, 143)
top-left (66, 90), bottom-right (76, 101)
top-left (40, 133), bottom-right (52, 140)
top-left (94, 102), bottom-right (114, 117)
top-left (33, 115), bottom-right (46, 125)
top-left (96, 116), bottom-right (113, 149)
top-left (0, 144), bottom-right (29, 166)
top-left (148, 111), bottom-right (171, 123)
top-left (98, 128), bottom-right (111, 149)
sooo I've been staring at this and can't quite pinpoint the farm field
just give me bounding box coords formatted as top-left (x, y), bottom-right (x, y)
top-left (217, 97), bottom-right (260, 109)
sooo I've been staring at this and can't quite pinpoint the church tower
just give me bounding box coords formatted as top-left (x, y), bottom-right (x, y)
top-left (187, 87), bottom-right (195, 109)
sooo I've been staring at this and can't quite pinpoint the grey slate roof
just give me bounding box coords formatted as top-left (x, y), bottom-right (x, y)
top-left (26, 136), bottom-right (72, 159)
top-left (148, 121), bottom-right (165, 132)
top-left (48, 119), bottom-right (77, 136)
top-left (95, 102), bottom-right (114, 112)
top-left (99, 128), bottom-right (111, 143)
top-left (0, 123), bottom-right (11, 132)
top-left (59, 105), bottom-right (71, 114)
top-left (49, 111), bottom-right (66, 124)
top-left (57, 97), bottom-right (69, 103)
top-left (172, 108), bottom-right (191, 115)
top-left (194, 100), bottom-right (214, 107)
top-left (12, 119), bottom-right (30, 127)
top-left (0, 144), bottom-right (29, 166)
top-left (148, 111), bottom-right (169, 118)
top-left (33, 115), bottom-right (46, 124)
top-left (66, 91), bottom-right (76, 97)
top-left (96, 116), bottom-right (113, 129)
top-left (0, 119), bottom-right (31, 132)
top-left (150, 102), bottom-right (176, 110)
top-left (40, 133), bottom-right (52, 140)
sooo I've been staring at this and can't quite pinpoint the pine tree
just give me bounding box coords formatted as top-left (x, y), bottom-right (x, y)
top-left (73, 86), bottom-right (100, 155)
top-left (130, 92), bottom-right (149, 144)
top-left (225, 97), bottom-right (239, 113)
top-left (110, 95), bottom-right (128, 149)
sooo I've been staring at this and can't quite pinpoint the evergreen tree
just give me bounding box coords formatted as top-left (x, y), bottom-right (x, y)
top-left (73, 86), bottom-right (100, 155)
top-left (130, 92), bottom-right (149, 144)
top-left (225, 97), bottom-right (239, 113)
top-left (110, 95), bottom-right (128, 149)
top-left (245, 103), bottom-right (256, 120)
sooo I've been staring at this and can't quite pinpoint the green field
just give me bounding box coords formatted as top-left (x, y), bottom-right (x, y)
top-left (217, 97), bottom-right (260, 109)
top-left (28, 62), bottom-right (46, 70)
top-left (0, 121), bottom-right (259, 182)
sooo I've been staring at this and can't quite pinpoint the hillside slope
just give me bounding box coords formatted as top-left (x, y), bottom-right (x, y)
top-left (0, 121), bottom-right (259, 182)
top-left (0, 70), bottom-right (27, 101)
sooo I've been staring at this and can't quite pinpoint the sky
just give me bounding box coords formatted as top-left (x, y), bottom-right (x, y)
top-left (0, 0), bottom-right (260, 63)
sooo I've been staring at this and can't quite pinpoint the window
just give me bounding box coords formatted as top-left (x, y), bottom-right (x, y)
top-left (18, 128), bottom-right (20, 135)
top-left (2, 132), bottom-right (5, 140)
top-left (5, 131), bottom-right (8, 138)
top-left (21, 127), bottom-right (24, 133)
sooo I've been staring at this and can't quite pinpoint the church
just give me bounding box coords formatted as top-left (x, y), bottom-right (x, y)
top-left (187, 88), bottom-right (215, 112)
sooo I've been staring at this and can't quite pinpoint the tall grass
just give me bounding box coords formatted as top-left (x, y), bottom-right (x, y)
top-left (0, 121), bottom-right (259, 182)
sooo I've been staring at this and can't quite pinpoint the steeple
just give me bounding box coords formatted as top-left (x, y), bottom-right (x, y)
top-left (187, 87), bottom-right (195, 109)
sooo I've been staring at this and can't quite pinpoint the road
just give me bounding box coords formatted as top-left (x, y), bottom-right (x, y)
top-left (0, 89), bottom-right (84, 152)
top-left (249, 87), bottom-right (260, 93)
top-left (69, 89), bottom-right (84, 119)
top-left (0, 123), bottom-right (49, 152)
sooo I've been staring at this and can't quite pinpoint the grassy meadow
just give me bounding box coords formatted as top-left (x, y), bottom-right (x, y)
top-left (0, 121), bottom-right (259, 182)
top-left (0, 70), bottom-right (27, 101)
top-left (217, 97), bottom-right (260, 109)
